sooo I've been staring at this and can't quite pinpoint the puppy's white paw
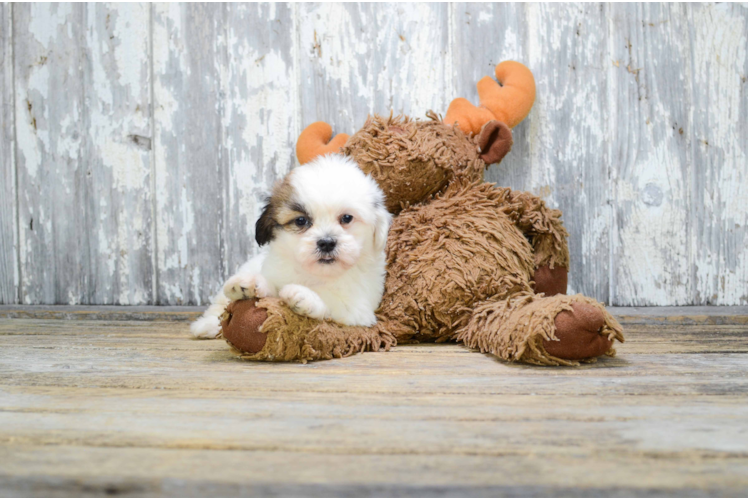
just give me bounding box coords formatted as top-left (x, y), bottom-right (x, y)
top-left (190, 315), bottom-right (222, 339)
top-left (280, 284), bottom-right (328, 320)
top-left (223, 274), bottom-right (273, 301)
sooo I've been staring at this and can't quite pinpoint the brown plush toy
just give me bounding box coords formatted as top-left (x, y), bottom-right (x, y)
top-left (220, 61), bottom-right (623, 366)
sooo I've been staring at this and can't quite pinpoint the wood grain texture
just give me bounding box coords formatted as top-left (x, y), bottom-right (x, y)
top-left (297, 3), bottom-right (451, 135)
top-left (13, 3), bottom-right (153, 305)
top-left (0, 3), bottom-right (17, 304)
top-left (153, 3), bottom-right (225, 305)
top-left (1, 3), bottom-right (748, 306)
top-left (83, 3), bottom-right (154, 305)
top-left (13, 3), bottom-right (86, 304)
top-left (609, 4), bottom-right (694, 306)
top-left (528, 4), bottom-right (612, 302)
top-left (1, 315), bottom-right (748, 495)
top-left (689, 3), bottom-right (748, 305)
top-left (222, 3), bottom-right (297, 276)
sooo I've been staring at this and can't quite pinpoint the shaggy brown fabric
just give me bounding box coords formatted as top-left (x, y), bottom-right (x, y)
top-left (493, 188), bottom-right (570, 269)
top-left (533, 265), bottom-right (568, 296)
top-left (229, 298), bottom-right (396, 363)
top-left (342, 112), bottom-right (483, 214)
top-left (379, 179), bottom-right (536, 343)
top-left (457, 293), bottom-right (623, 366)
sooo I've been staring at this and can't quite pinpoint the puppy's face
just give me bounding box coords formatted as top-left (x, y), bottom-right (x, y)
top-left (255, 155), bottom-right (391, 279)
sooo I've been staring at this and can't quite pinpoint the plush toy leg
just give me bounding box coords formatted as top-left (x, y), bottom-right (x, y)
top-left (456, 293), bottom-right (624, 366)
top-left (497, 188), bottom-right (570, 268)
top-left (220, 298), bottom-right (396, 362)
top-left (496, 188), bottom-right (571, 295)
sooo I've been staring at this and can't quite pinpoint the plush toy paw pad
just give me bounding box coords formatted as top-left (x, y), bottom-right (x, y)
top-left (544, 302), bottom-right (612, 360)
top-left (533, 265), bottom-right (568, 296)
top-left (221, 299), bottom-right (269, 354)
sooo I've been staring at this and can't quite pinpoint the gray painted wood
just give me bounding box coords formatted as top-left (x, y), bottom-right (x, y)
top-left (222, 3), bottom-right (297, 276)
top-left (83, 3), bottom-right (154, 305)
top-left (689, 3), bottom-right (748, 306)
top-left (609, 3), bottom-right (693, 306)
top-left (528, 4), bottom-right (612, 302)
top-left (14, 4), bottom-right (90, 304)
top-left (2, 3), bottom-right (748, 306)
top-left (152, 3), bottom-right (226, 305)
top-left (297, 3), bottom-right (451, 135)
top-left (13, 3), bottom-right (153, 305)
top-left (0, 3), bottom-right (17, 304)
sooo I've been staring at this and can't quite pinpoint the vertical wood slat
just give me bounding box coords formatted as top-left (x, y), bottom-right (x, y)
top-left (609, 3), bottom-right (693, 306)
top-left (222, 3), bottom-right (297, 277)
top-left (153, 3), bottom-right (297, 305)
top-left (152, 3), bottom-right (225, 305)
top-left (296, 3), bottom-right (451, 136)
top-left (689, 3), bottom-right (748, 305)
top-left (526, 4), bottom-right (612, 302)
top-left (13, 3), bottom-right (153, 304)
top-left (83, 3), bottom-right (154, 305)
top-left (14, 3), bottom-right (83, 304)
top-left (0, 3), bottom-right (18, 303)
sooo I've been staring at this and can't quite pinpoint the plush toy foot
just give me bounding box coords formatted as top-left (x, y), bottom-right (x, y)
top-left (533, 265), bottom-right (568, 296)
top-left (544, 302), bottom-right (612, 360)
top-left (219, 297), bottom-right (395, 362)
top-left (221, 299), bottom-right (268, 354)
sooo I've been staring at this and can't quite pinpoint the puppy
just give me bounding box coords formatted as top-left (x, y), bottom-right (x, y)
top-left (191, 154), bottom-right (391, 339)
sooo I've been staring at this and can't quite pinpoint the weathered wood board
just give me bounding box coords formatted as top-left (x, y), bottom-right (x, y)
top-left (689, 3), bottom-right (748, 306)
top-left (2, 3), bottom-right (747, 306)
top-left (1, 310), bottom-right (748, 496)
top-left (12, 3), bottom-right (153, 305)
top-left (297, 3), bottom-right (451, 134)
top-left (221, 3), bottom-right (297, 277)
top-left (0, 3), bottom-right (17, 304)
top-left (152, 3), bottom-right (225, 305)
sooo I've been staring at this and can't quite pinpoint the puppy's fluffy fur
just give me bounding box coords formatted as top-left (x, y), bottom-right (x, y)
top-left (191, 154), bottom-right (391, 339)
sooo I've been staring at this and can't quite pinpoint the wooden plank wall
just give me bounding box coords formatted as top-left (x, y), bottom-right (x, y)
top-left (1, 3), bottom-right (746, 306)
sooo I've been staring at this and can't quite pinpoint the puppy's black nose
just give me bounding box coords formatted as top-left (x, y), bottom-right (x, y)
top-left (317, 237), bottom-right (336, 253)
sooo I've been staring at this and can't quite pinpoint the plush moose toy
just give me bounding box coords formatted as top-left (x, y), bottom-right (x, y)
top-left (219, 61), bottom-right (624, 366)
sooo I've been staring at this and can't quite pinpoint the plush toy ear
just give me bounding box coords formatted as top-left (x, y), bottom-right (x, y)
top-left (477, 120), bottom-right (513, 165)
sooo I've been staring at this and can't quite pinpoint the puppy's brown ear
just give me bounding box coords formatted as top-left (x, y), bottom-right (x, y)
top-left (255, 200), bottom-right (276, 246)
top-left (478, 120), bottom-right (513, 165)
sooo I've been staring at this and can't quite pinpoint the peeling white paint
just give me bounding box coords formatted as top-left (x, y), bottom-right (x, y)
top-left (3, 3), bottom-right (748, 305)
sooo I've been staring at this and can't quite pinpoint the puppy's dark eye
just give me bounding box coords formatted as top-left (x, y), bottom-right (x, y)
top-left (340, 214), bottom-right (353, 224)
top-left (294, 217), bottom-right (308, 227)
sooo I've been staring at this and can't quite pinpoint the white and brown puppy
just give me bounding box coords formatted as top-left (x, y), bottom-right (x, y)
top-left (191, 154), bottom-right (391, 339)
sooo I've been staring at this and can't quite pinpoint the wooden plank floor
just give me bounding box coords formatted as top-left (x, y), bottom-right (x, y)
top-left (1, 307), bottom-right (748, 497)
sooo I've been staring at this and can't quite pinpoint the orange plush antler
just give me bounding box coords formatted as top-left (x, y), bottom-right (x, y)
top-left (296, 122), bottom-right (350, 165)
top-left (444, 61), bottom-right (536, 135)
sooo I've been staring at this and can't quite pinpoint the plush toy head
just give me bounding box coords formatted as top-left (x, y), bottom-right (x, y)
top-left (342, 113), bottom-right (513, 213)
top-left (296, 61), bottom-right (535, 213)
